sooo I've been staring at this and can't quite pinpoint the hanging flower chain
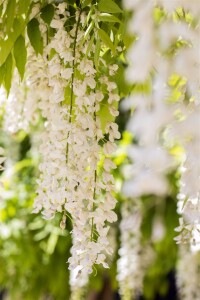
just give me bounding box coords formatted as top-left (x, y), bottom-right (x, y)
top-left (25, 2), bottom-right (121, 279)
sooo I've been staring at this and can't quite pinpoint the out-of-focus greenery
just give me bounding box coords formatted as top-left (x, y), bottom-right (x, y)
top-left (0, 133), bottom-right (72, 300)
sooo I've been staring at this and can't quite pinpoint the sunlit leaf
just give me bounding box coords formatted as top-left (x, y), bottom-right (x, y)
top-left (14, 35), bottom-right (27, 80)
top-left (5, 0), bottom-right (16, 32)
top-left (94, 38), bottom-right (101, 70)
top-left (98, 13), bottom-right (122, 23)
top-left (82, 0), bottom-right (91, 8)
top-left (18, 0), bottom-right (31, 16)
top-left (98, 28), bottom-right (115, 53)
top-left (0, 63), bottom-right (5, 85)
top-left (98, 0), bottom-right (122, 13)
top-left (0, 18), bottom-right (24, 66)
top-left (3, 53), bottom-right (13, 95)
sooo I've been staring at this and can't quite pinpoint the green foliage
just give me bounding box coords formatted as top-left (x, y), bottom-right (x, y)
top-left (0, 18), bottom-right (25, 66)
top-left (0, 0), bottom-right (35, 91)
top-left (40, 4), bottom-right (55, 25)
top-left (0, 63), bottom-right (5, 86)
top-left (14, 35), bottom-right (27, 80)
top-left (98, 13), bottom-right (122, 23)
top-left (18, 0), bottom-right (31, 16)
top-left (27, 18), bottom-right (43, 55)
top-left (97, 28), bottom-right (115, 53)
top-left (98, 98), bottom-right (118, 133)
top-left (98, 0), bottom-right (122, 14)
top-left (3, 53), bottom-right (13, 95)
top-left (94, 38), bottom-right (101, 70)
top-left (4, 0), bottom-right (16, 32)
top-left (0, 0), bottom-right (34, 65)
top-left (0, 133), bottom-right (71, 300)
top-left (82, 0), bottom-right (92, 9)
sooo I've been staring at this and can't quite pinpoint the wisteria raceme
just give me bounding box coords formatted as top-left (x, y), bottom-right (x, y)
top-left (26, 3), bottom-right (121, 280)
top-left (157, 2), bottom-right (200, 247)
top-left (124, 0), bottom-right (155, 83)
top-left (157, 8), bottom-right (200, 110)
top-left (2, 74), bottom-right (28, 133)
top-left (157, 0), bottom-right (200, 17)
top-left (117, 201), bottom-right (155, 299)
top-left (122, 0), bottom-right (174, 199)
top-left (120, 1), bottom-right (183, 296)
top-left (0, 68), bottom-right (38, 134)
top-left (117, 202), bottom-right (143, 299)
top-left (123, 0), bottom-right (200, 253)
top-left (177, 246), bottom-right (200, 300)
top-left (65, 14), bottom-right (120, 281)
top-left (174, 106), bottom-right (200, 248)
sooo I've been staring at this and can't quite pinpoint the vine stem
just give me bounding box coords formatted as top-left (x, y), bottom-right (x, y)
top-left (91, 110), bottom-right (97, 241)
top-left (91, 168), bottom-right (97, 241)
top-left (66, 8), bottom-right (82, 163)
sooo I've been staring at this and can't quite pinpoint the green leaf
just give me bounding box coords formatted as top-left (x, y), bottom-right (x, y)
top-left (79, 22), bottom-right (94, 49)
top-left (82, 0), bottom-right (91, 8)
top-left (3, 53), bottom-right (13, 95)
top-left (5, 0), bottom-right (16, 32)
top-left (98, 99), bottom-right (118, 133)
top-left (0, 18), bottom-right (25, 66)
top-left (85, 34), bottom-right (94, 57)
top-left (40, 4), bottom-right (55, 25)
top-left (0, 63), bottom-right (5, 86)
top-left (0, 0), bottom-right (41, 67)
top-left (98, 28), bottom-right (115, 53)
top-left (98, 0), bottom-right (122, 13)
top-left (18, 0), bottom-right (31, 16)
top-left (0, 4), bottom-right (3, 17)
top-left (98, 13), bottom-right (122, 23)
top-left (84, 21), bottom-right (94, 39)
top-left (14, 35), bottom-right (27, 80)
top-left (47, 233), bottom-right (58, 254)
top-left (49, 48), bottom-right (56, 60)
top-left (27, 18), bottom-right (43, 55)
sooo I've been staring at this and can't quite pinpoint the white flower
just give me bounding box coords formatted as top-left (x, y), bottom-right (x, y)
top-left (61, 68), bottom-right (73, 80)
top-left (103, 141), bottom-right (117, 155)
top-left (177, 246), bottom-right (200, 300)
top-left (50, 19), bottom-right (64, 29)
top-left (117, 202), bottom-right (154, 298)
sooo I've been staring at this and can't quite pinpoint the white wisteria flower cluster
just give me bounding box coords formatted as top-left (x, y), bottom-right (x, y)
top-left (123, 0), bottom-right (174, 199)
top-left (14, 3), bottom-right (121, 281)
top-left (158, 1), bottom-right (200, 249)
top-left (117, 202), bottom-right (154, 299)
top-left (122, 0), bottom-right (200, 295)
top-left (177, 246), bottom-right (200, 300)
top-left (120, 2), bottom-right (174, 297)
top-left (174, 107), bottom-right (200, 249)
top-left (123, 0), bottom-right (200, 242)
